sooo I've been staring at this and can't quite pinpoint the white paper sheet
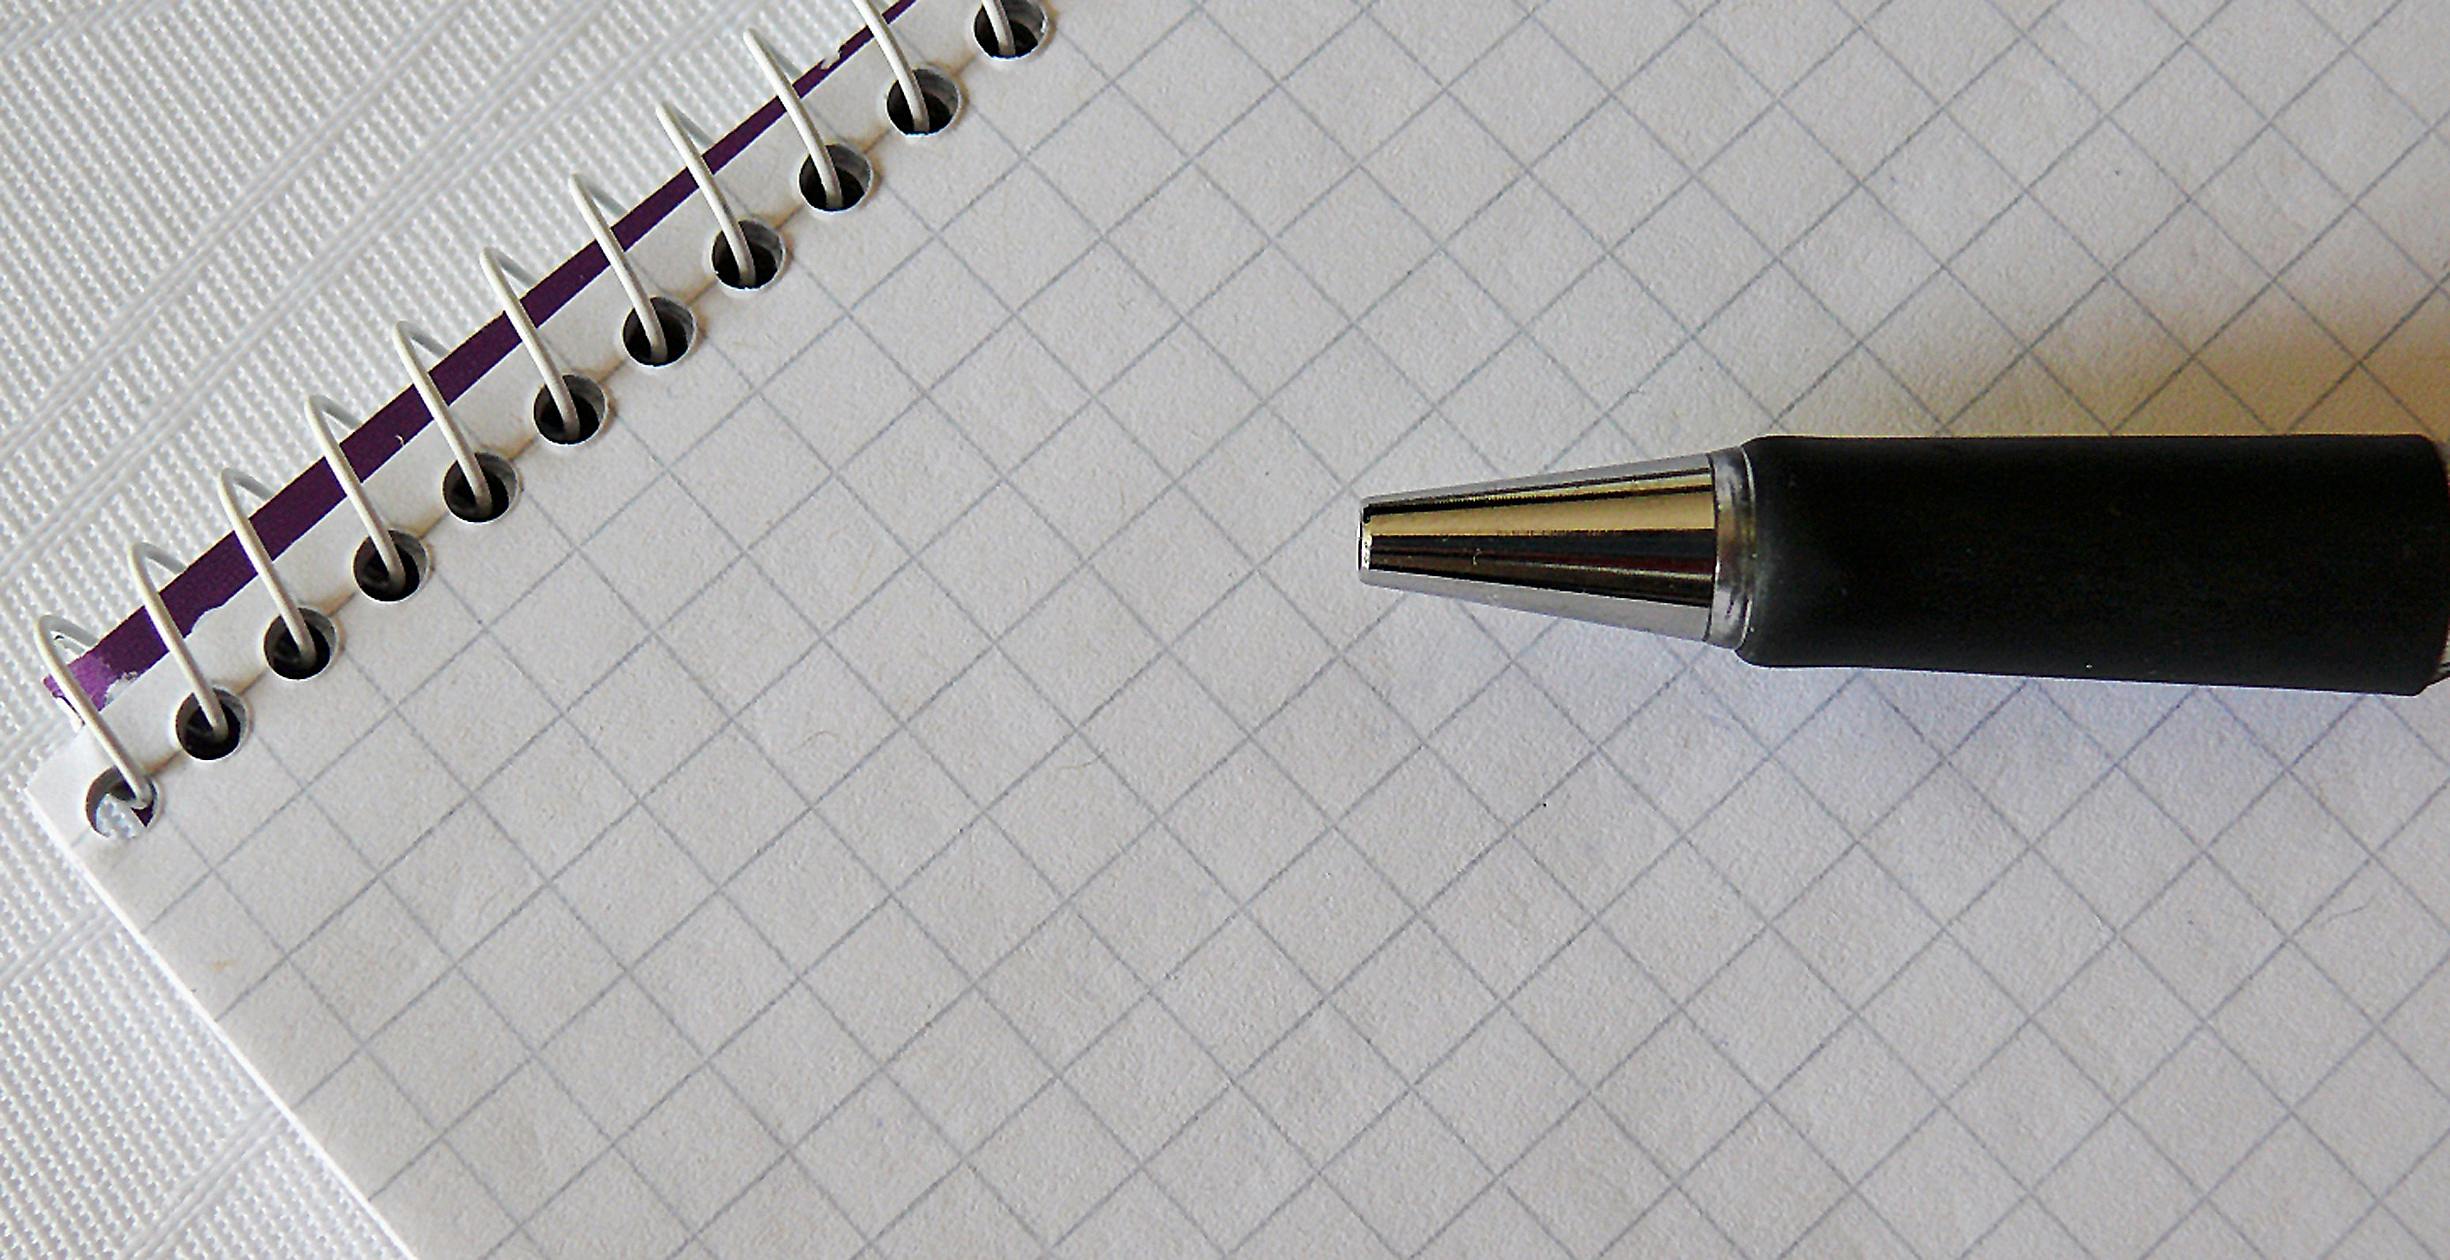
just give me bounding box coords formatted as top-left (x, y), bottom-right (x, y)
top-left (21, 0), bottom-right (2450, 1255)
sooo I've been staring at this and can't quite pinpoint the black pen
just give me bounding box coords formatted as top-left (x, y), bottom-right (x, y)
top-left (1358, 434), bottom-right (2450, 695)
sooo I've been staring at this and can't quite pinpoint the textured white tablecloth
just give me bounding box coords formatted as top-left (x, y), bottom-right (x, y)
top-left (0, 3), bottom-right (860, 1253)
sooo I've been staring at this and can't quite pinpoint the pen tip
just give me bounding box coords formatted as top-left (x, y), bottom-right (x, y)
top-left (1352, 456), bottom-right (1725, 642)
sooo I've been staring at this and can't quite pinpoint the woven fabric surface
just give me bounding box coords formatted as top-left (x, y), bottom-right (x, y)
top-left (0, 2), bottom-right (861, 1254)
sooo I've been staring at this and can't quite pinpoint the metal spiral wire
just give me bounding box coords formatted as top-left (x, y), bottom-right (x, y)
top-left (30, 1), bottom-right (1041, 834)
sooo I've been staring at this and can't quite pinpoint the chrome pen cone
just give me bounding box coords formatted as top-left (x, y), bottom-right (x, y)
top-left (1358, 452), bottom-right (1747, 644)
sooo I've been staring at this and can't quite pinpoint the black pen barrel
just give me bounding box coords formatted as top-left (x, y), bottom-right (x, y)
top-left (1731, 434), bottom-right (2450, 694)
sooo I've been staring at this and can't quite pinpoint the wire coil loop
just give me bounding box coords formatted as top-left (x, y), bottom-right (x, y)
top-left (38, 3), bottom-right (1050, 834)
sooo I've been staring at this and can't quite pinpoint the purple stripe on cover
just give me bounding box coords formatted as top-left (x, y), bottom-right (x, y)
top-left (54, 2), bottom-right (915, 709)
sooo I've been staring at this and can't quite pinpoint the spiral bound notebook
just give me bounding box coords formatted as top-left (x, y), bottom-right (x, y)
top-left (23, 0), bottom-right (2450, 1255)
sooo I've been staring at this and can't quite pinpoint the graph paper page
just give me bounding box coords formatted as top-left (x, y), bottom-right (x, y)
top-left (31, 0), bottom-right (2450, 1255)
